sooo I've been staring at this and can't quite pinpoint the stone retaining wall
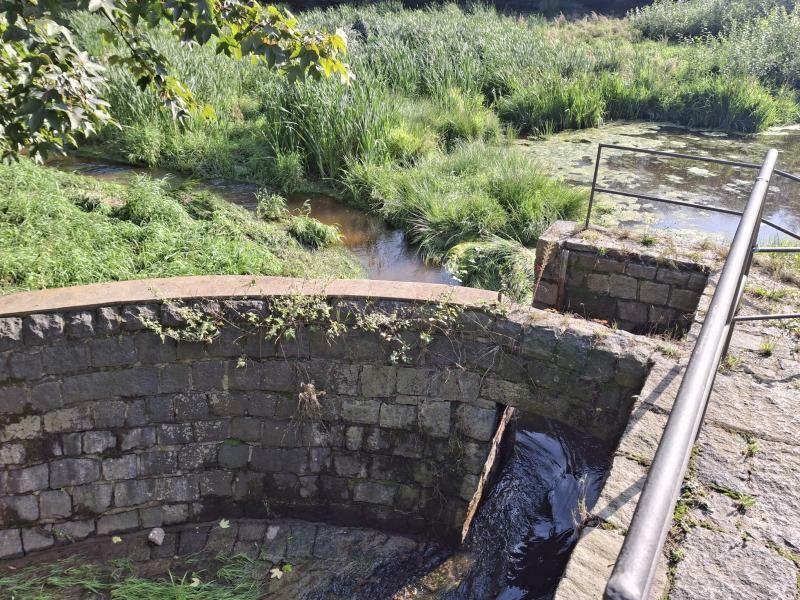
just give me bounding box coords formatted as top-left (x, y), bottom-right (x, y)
top-left (0, 277), bottom-right (651, 559)
top-left (535, 222), bottom-right (711, 335)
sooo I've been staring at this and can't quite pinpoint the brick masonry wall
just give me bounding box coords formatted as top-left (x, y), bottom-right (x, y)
top-left (535, 222), bottom-right (711, 335)
top-left (0, 283), bottom-right (651, 559)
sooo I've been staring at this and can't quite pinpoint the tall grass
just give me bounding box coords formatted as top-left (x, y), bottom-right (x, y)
top-left (0, 160), bottom-right (360, 294)
top-left (345, 140), bottom-right (586, 260)
top-left (630, 0), bottom-right (797, 39)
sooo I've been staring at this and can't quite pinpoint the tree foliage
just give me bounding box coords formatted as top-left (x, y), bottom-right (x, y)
top-left (0, 0), bottom-right (352, 162)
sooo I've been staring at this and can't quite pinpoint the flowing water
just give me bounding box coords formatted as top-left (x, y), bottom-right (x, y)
top-left (428, 414), bottom-right (612, 600)
top-left (53, 158), bottom-right (457, 285)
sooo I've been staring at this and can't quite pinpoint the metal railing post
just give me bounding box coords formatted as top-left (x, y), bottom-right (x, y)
top-left (584, 144), bottom-right (604, 229)
top-left (603, 149), bottom-right (779, 600)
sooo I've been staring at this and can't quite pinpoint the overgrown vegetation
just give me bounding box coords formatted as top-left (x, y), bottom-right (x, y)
top-left (0, 160), bottom-right (360, 294)
top-left (7, 2), bottom-right (799, 299)
top-left (0, 553), bottom-right (273, 600)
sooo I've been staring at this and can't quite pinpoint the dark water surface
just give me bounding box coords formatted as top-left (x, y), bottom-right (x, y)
top-left (53, 158), bottom-right (457, 285)
top-left (429, 414), bottom-right (612, 600)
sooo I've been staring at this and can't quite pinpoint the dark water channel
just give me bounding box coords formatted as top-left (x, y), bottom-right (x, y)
top-left (447, 414), bottom-right (612, 600)
top-left (54, 158), bottom-right (456, 285)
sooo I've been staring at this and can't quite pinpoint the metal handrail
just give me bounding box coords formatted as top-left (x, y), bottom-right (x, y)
top-left (584, 144), bottom-right (800, 241)
top-left (603, 148), bottom-right (780, 600)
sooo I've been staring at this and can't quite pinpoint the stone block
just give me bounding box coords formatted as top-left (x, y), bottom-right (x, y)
top-left (92, 400), bottom-right (128, 428)
top-left (155, 475), bottom-right (199, 502)
top-left (333, 452), bottom-right (367, 478)
top-left (147, 396), bottom-right (175, 422)
top-left (309, 447), bottom-right (331, 472)
top-left (159, 364), bottom-right (191, 394)
top-left (219, 442), bottom-right (250, 468)
top-left (533, 279), bottom-right (558, 307)
top-left (0, 443), bottom-right (25, 465)
top-left (353, 481), bottom-right (397, 506)
top-left (120, 427), bottom-right (156, 451)
top-left (585, 273), bottom-right (610, 295)
top-left (233, 471), bottom-right (268, 499)
top-left (593, 257), bottom-right (626, 274)
top-left (97, 510), bottom-right (139, 535)
top-left (245, 392), bottom-right (278, 417)
top-left (178, 444), bottom-right (217, 470)
top-left (50, 458), bottom-right (100, 488)
top-left (210, 391), bottom-right (248, 417)
top-left (0, 385), bottom-right (26, 415)
top-left (609, 274), bottom-right (639, 300)
top-left (231, 417), bottom-right (262, 442)
top-left (396, 368), bottom-right (441, 396)
top-left (139, 450), bottom-right (178, 476)
top-left (418, 400), bottom-right (451, 437)
top-left (617, 301), bottom-right (648, 325)
top-left (656, 268), bottom-right (690, 286)
top-left (319, 476), bottom-right (349, 502)
top-left (554, 330), bottom-right (592, 370)
top-left (251, 447), bottom-right (306, 473)
top-left (199, 470), bottom-right (233, 497)
top-left (0, 318), bottom-right (23, 352)
top-left (344, 426), bottom-right (363, 451)
top-left (2, 415), bottom-right (41, 442)
top-left (83, 430), bottom-right (117, 454)
top-left (396, 484), bottom-right (420, 511)
top-left (44, 407), bottom-right (90, 433)
top-left (0, 495), bottom-right (39, 522)
top-left (6, 464), bottom-right (49, 493)
top-left (668, 289), bottom-right (700, 312)
top-left (341, 398), bottom-right (380, 425)
top-left (626, 262), bottom-right (657, 279)
top-left (286, 521), bottom-right (317, 557)
top-left (391, 431), bottom-right (424, 459)
top-left (135, 333), bottom-right (177, 363)
top-left (0, 529), bottom-right (22, 558)
top-left (62, 371), bottom-right (115, 403)
top-left (96, 307), bottom-right (122, 335)
top-left (9, 351), bottom-right (43, 380)
top-left (191, 361), bottom-right (226, 392)
top-left (30, 381), bottom-right (62, 412)
top-left (649, 305), bottom-right (679, 327)
top-left (114, 479), bottom-right (155, 507)
top-left (114, 367), bottom-right (159, 397)
top-left (193, 419), bottom-right (230, 442)
top-left (687, 272), bottom-right (708, 292)
top-left (121, 304), bottom-right (158, 331)
top-left (103, 455), bottom-right (138, 480)
top-left (52, 519), bottom-right (94, 541)
top-left (370, 454), bottom-right (413, 482)
top-left (90, 336), bottom-right (136, 368)
top-left (43, 344), bottom-right (91, 375)
top-left (261, 422), bottom-right (302, 447)
top-left (39, 490), bottom-right (71, 519)
top-left (639, 281), bottom-right (670, 306)
top-left (24, 314), bottom-right (64, 344)
top-left (379, 403), bottom-right (416, 430)
top-left (456, 404), bottom-right (497, 441)
top-left (71, 482), bottom-right (113, 513)
top-left (360, 365), bottom-right (396, 397)
top-left (157, 423), bottom-right (194, 445)
top-left (125, 398), bottom-right (148, 427)
top-left (66, 312), bottom-right (95, 338)
top-left (61, 432), bottom-right (82, 455)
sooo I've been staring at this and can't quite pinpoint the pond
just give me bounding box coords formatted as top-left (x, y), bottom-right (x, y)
top-left (518, 121), bottom-right (800, 243)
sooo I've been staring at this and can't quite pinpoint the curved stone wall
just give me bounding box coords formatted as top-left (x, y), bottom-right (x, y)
top-left (0, 276), bottom-right (651, 559)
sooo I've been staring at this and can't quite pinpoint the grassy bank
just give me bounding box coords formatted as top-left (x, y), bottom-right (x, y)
top-left (48, 2), bottom-right (800, 298)
top-left (0, 160), bottom-right (361, 294)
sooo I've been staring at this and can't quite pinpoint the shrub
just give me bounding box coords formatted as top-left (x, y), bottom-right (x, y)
top-left (256, 190), bottom-right (288, 221)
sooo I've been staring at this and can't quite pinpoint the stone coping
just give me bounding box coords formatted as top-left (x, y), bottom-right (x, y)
top-left (0, 276), bottom-right (500, 317)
